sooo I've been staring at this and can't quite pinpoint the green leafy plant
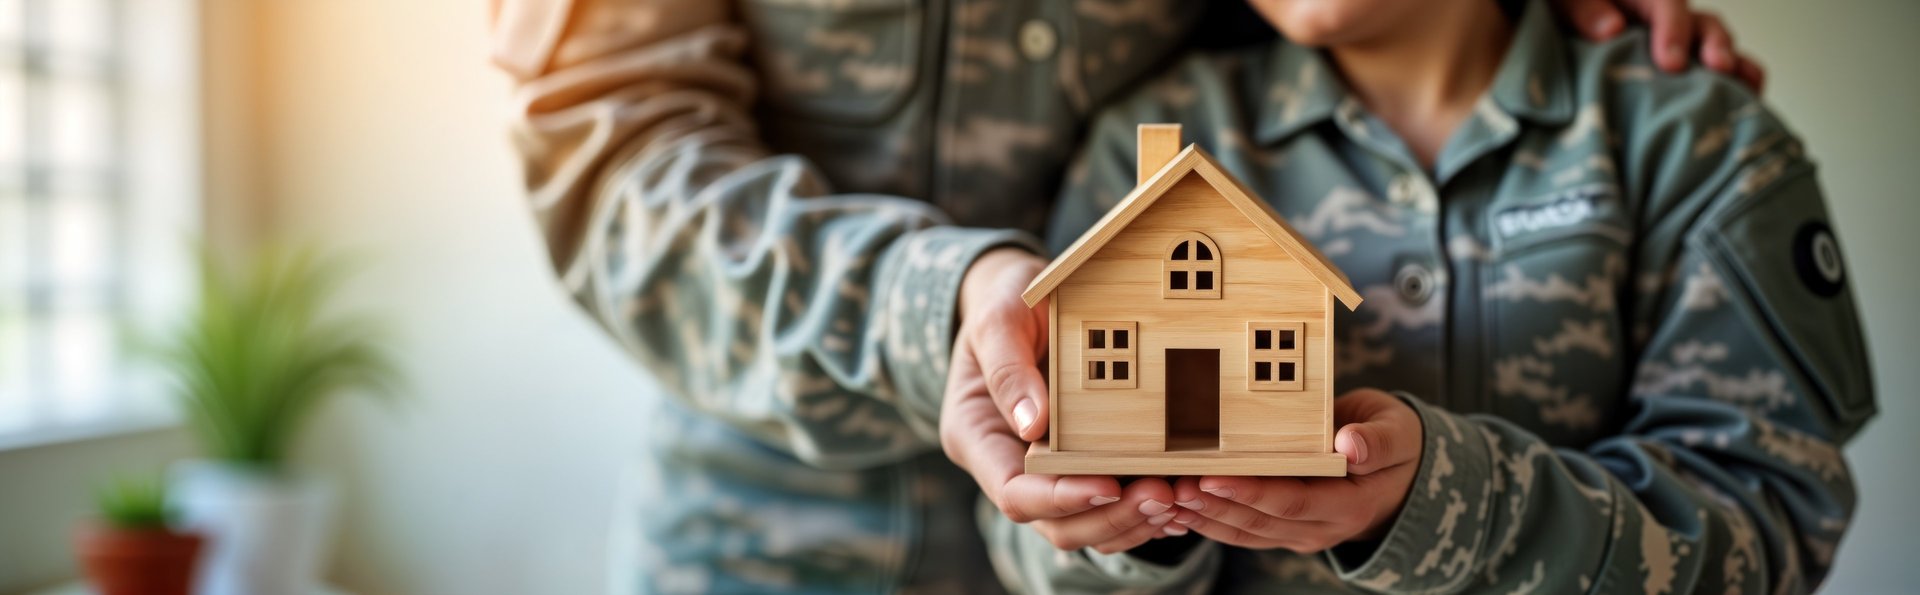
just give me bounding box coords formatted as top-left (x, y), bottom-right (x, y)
top-left (94, 474), bottom-right (171, 529)
top-left (154, 243), bottom-right (399, 470)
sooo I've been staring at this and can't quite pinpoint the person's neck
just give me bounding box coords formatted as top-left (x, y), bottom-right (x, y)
top-left (1326, 2), bottom-right (1514, 170)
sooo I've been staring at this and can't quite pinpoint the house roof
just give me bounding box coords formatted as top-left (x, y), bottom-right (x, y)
top-left (1021, 144), bottom-right (1364, 310)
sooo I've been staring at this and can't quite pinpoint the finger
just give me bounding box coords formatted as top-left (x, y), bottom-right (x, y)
top-left (1174, 512), bottom-right (1283, 550)
top-left (939, 341), bottom-right (992, 468)
top-left (970, 304), bottom-right (1050, 441)
top-left (1555, 0), bottom-right (1626, 41)
top-left (1693, 12), bottom-right (1736, 74)
top-left (1180, 509), bottom-right (1347, 554)
top-left (1194, 476), bottom-right (1316, 522)
top-left (1626, 0), bottom-right (1696, 72)
top-left (1000, 473), bottom-right (1126, 523)
top-left (940, 344), bottom-right (1013, 477)
top-left (1172, 476), bottom-right (1207, 510)
top-left (1178, 490), bottom-right (1311, 538)
top-left (1183, 477), bottom-right (1355, 535)
top-left (1735, 56), bottom-right (1767, 94)
top-left (1332, 393), bottom-right (1423, 475)
top-left (943, 361), bottom-right (1116, 522)
top-left (1030, 478), bottom-right (1173, 550)
top-left (1090, 516), bottom-right (1176, 554)
top-left (1198, 475), bottom-right (1372, 524)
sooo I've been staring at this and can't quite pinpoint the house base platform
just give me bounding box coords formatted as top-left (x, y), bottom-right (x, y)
top-left (1025, 439), bottom-right (1348, 477)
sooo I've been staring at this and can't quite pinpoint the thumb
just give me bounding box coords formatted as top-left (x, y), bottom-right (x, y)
top-left (1332, 392), bottom-right (1422, 475)
top-left (971, 300), bottom-right (1051, 441)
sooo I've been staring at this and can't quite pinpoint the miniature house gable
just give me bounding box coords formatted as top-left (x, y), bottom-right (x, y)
top-left (1022, 124), bottom-right (1363, 477)
top-left (1022, 126), bottom-right (1362, 310)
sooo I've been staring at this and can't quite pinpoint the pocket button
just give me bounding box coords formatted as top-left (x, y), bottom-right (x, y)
top-left (1396, 262), bottom-right (1437, 305)
top-left (1020, 19), bottom-right (1058, 62)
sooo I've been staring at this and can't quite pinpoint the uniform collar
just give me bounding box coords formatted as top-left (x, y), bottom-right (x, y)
top-left (1253, 42), bottom-right (1344, 145)
top-left (1488, 0), bottom-right (1576, 125)
top-left (1255, 0), bottom-right (1574, 145)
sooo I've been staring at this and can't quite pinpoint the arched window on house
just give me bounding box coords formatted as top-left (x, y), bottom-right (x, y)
top-left (1165, 232), bottom-right (1221, 299)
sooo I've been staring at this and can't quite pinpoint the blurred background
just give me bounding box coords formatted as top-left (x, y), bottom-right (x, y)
top-left (0, 0), bottom-right (1913, 593)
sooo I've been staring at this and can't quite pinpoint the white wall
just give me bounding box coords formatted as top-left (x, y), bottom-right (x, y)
top-left (1697, 1), bottom-right (1920, 591)
top-left (235, 0), bottom-right (1918, 594)
top-left (244, 1), bottom-right (651, 593)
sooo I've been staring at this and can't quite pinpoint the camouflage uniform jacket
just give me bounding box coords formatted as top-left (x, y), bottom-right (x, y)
top-left (986, 1), bottom-right (1875, 593)
top-left (493, 0), bottom-right (1204, 591)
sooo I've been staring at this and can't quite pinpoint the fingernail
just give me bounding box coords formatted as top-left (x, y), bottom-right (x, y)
top-left (1352, 435), bottom-right (1369, 467)
top-left (1138, 500), bottom-right (1171, 516)
top-left (1173, 514), bottom-right (1195, 525)
top-left (1148, 512), bottom-right (1176, 526)
top-left (1201, 487), bottom-right (1235, 500)
top-left (1014, 400), bottom-right (1036, 434)
top-left (1175, 499), bottom-right (1204, 511)
top-left (1089, 495), bottom-right (1120, 506)
top-left (1162, 525), bottom-right (1188, 536)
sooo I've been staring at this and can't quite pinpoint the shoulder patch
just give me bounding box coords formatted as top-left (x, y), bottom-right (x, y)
top-left (1792, 221), bottom-right (1845, 298)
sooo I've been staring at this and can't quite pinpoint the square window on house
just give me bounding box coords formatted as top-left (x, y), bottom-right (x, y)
top-left (1278, 330), bottom-right (1295, 350)
top-left (1196, 271), bottom-right (1213, 290)
top-left (1255, 329), bottom-right (1271, 350)
top-left (1255, 361), bottom-right (1271, 382)
top-left (1169, 271), bottom-right (1188, 290)
top-left (1082, 322), bottom-right (1137, 389)
top-left (1278, 360), bottom-right (1296, 381)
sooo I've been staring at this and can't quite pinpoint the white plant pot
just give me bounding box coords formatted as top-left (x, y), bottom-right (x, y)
top-left (168, 460), bottom-right (335, 595)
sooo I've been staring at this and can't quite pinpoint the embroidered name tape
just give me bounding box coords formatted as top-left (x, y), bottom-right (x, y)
top-left (1494, 187), bottom-right (1607, 240)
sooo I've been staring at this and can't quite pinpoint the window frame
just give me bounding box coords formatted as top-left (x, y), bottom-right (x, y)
top-left (1082, 321), bottom-right (1137, 389)
top-left (1247, 321), bottom-right (1304, 391)
top-left (1163, 232), bottom-right (1222, 299)
top-left (0, 0), bottom-right (202, 449)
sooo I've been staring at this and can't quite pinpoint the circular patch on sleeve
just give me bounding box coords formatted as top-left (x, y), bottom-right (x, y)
top-left (1793, 221), bottom-right (1846, 297)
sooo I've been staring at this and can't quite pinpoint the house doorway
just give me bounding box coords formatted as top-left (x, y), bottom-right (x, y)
top-left (1165, 349), bottom-right (1220, 451)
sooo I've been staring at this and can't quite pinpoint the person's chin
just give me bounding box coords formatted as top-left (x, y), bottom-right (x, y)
top-left (1271, 17), bottom-right (1373, 48)
top-left (1276, 27), bottom-right (1355, 48)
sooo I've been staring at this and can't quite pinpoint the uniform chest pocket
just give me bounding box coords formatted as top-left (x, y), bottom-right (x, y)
top-left (1062, 0), bottom-right (1194, 114)
top-left (740, 0), bottom-right (922, 124)
top-left (1479, 187), bottom-right (1633, 445)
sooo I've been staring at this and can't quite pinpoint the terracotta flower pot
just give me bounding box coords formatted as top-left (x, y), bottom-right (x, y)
top-left (73, 523), bottom-right (205, 595)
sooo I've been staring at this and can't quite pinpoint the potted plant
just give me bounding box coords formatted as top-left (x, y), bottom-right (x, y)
top-left (74, 474), bottom-right (204, 595)
top-left (152, 244), bottom-right (397, 595)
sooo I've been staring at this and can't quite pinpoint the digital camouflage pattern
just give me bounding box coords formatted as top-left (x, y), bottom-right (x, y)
top-left (993, 0), bottom-right (1873, 592)
top-left (495, 0), bottom-right (1198, 592)
top-left (493, 0), bottom-right (1873, 592)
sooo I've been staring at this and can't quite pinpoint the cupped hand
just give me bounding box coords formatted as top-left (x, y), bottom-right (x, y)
top-left (1556, 0), bottom-right (1766, 92)
top-left (1165, 389), bottom-right (1422, 553)
top-left (939, 248), bottom-right (1179, 553)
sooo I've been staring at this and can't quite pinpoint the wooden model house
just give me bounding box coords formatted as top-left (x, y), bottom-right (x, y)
top-left (1022, 124), bottom-right (1363, 476)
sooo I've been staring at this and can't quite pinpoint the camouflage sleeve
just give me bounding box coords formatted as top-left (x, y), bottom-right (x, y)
top-left (1329, 92), bottom-right (1874, 592)
top-left (492, 0), bottom-right (1038, 469)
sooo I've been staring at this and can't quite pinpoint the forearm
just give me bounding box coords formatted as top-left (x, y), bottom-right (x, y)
top-left (1332, 395), bottom-right (1818, 594)
top-left (495, 0), bottom-right (1039, 468)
